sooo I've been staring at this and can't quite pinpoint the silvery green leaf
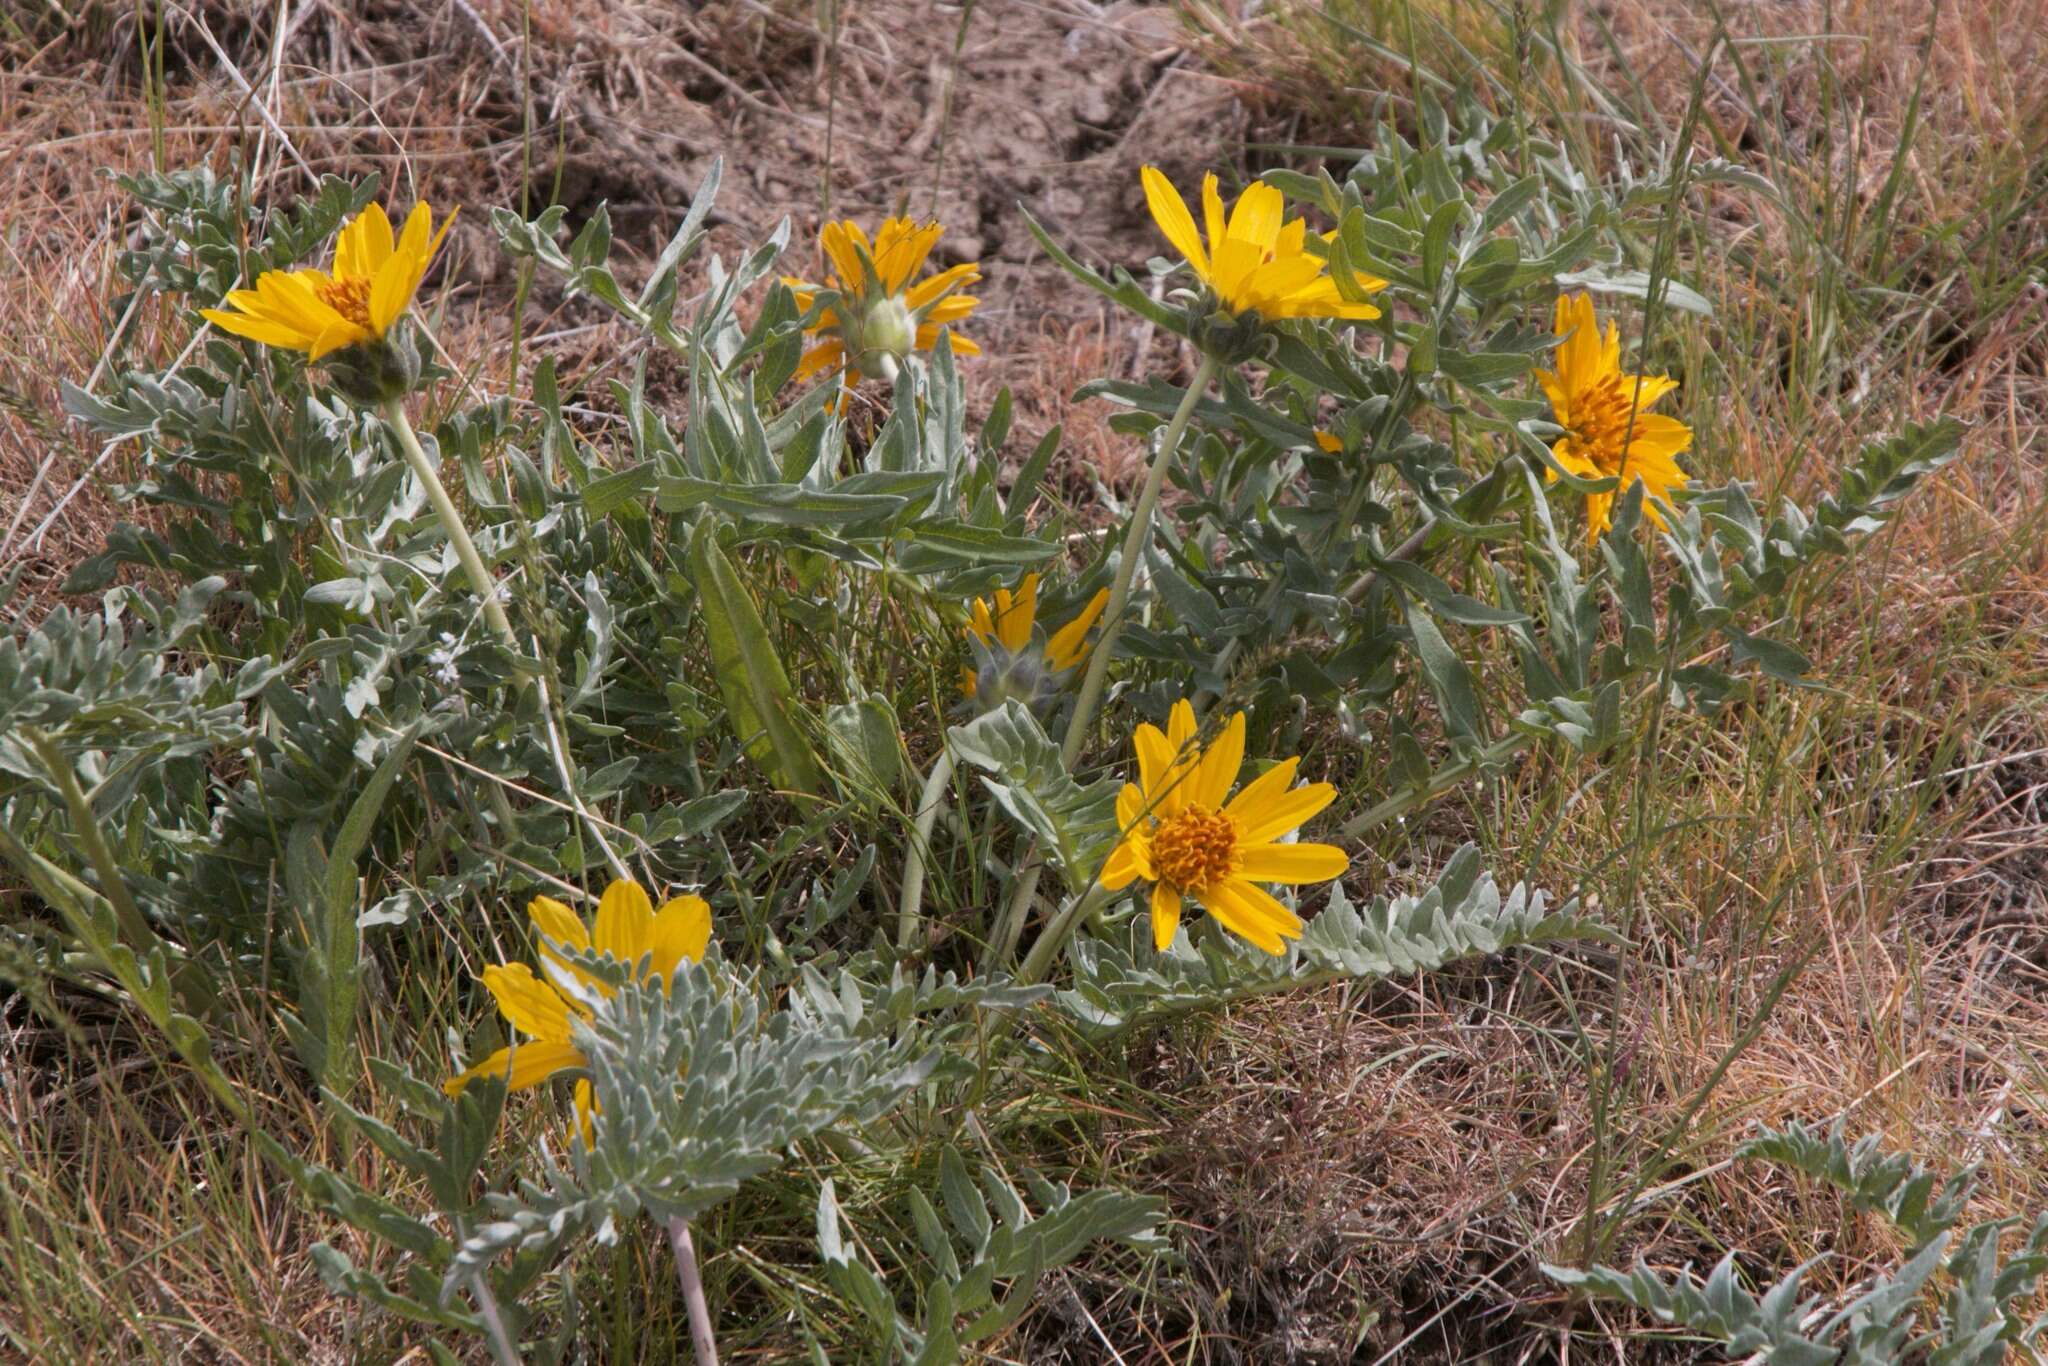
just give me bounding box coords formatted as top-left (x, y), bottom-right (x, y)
top-left (1553, 267), bottom-right (1715, 317)
top-left (949, 702), bottom-right (1116, 889)
top-left (1056, 845), bottom-right (1607, 1036)
top-left (447, 961), bottom-right (939, 1289)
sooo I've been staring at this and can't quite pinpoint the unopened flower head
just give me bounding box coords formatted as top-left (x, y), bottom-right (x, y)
top-left (1140, 167), bottom-right (1385, 358)
top-left (444, 878), bottom-right (712, 1146)
top-left (1535, 292), bottom-right (1693, 541)
top-left (201, 201), bottom-right (455, 399)
top-left (783, 216), bottom-right (980, 406)
top-left (1101, 699), bottom-right (1350, 955)
top-left (961, 571), bottom-right (1110, 712)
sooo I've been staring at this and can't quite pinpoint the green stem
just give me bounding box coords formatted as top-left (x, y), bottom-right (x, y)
top-left (984, 353), bottom-right (1220, 974)
top-left (667, 1216), bottom-right (721, 1366)
top-left (29, 728), bottom-right (165, 966)
top-left (1338, 731), bottom-right (1531, 842)
top-left (1015, 879), bottom-right (1112, 987)
top-left (380, 397), bottom-right (526, 844)
top-left (470, 1274), bottom-right (520, 1366)
top-left (1060, 352), bottom-right (1220, 769)
top-left (380, 397), bottom-right (521, 657)
top-left (894, 745), bottom-right (956, 952)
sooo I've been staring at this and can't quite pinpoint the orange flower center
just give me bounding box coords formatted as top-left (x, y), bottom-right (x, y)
top-left (316, 276), bottom-right (374, 329)
top-left (1565, 371), bottom-right (1648, 475)
top-left (1150, 803), bottom-right (1239, 892)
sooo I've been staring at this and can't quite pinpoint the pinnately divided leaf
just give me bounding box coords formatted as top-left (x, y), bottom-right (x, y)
top-left (1056, 844), bottom-right (1608, 1035)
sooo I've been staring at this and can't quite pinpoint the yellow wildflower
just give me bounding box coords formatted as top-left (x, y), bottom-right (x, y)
top-left (201, 202), bottom-right (455, 360)
top-left (1139, 167), bottom-right (1385, 325)
top-left (1101, 699), bottom-right (1349, 954)
top-left (960, 571), bottom-right (1111, 702)
top-left (445, 878), bottom-right (712, 1145)
top-left (783, 216), bottom-right (980, 405)
top-left (1534, 292), bottom-right (1693, 541)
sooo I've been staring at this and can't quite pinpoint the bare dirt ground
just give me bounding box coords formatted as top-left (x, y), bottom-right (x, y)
top-left (0, 0), bottom-right (1246, 609)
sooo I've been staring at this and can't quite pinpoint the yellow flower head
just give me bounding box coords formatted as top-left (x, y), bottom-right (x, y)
top-left (960, 571), bottom-right (1111, 706)
top-left (1534, 293), bottom-right (1693, 541)
top-left (1140, 166), bottom-right (1386, 327)
top-left (201, 202), bottom-right (455, 360)
top-left (783, 216), bottom-right (980, 404)
top-left (444, 878), bottom-right (712, 1145)
top-left (1101, 699), bottom-right (1350, 955)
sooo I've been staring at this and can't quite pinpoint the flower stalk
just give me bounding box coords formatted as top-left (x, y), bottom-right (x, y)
top-left (1016, 878), bottom-right (1113, 986)
top-left (469, 1274), bottom-right (520, 1366)
top-left (984, 352), bottom-right (1219, 973)
top-left (380, 396), bottom-right (520, 659)
top-left (1059, 351), bottom-right (1219, 769)
top-left (666, 1216), bottom-right (721, 1366)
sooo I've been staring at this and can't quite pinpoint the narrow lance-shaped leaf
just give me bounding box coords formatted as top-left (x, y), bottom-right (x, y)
top-left (686, 523), bottom-right (825, 794)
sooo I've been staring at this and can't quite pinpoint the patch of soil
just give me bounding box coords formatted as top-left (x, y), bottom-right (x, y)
top-left (0, 1), bottom-right (1265, 586)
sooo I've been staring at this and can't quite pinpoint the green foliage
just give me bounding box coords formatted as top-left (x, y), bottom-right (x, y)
top-left (1057, 842), bottom-right (1607, 1035)
top-left (448, 958), bottom-right (943, 1283)
top-left (1738, 1118), bottom-right (1976, 1254)
top-left (1546, 1119), bottom-right (2048, 1364)
top-left (947, 701), bottom-right (1116, 893)
top-left (816, 1151), bottom-right (1167, 1362)
top-left (688, 523), bottom-right (826, 793)
top-left (0, 50), bottom-right (1969, 1360)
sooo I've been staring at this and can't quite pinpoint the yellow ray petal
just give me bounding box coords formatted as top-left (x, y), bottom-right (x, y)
top-left (1141, 166), bottom-right (1207, 273)
top-left (529, 895), bottom-right (592, 953)
top-left (1553, 293), bottom-right (1600, 385)
top-left (573, 1078), bottom-right (597, 1148)
top-left (1200, 174), bottom-right (1226, 267)
top-left (1224, 181), bottom-right (1283, 254)
top-left (1199, 879), bottom-right (1303, 954)
top-left (443, 1037), bottom-right (586, 1095)
top-left (649, 894), bottom-right (713, 980)
top-left (925, 329), bottom-right (980, 356)
top-left (307, 319), bottom-right (372, 361)
top-left (200, 308), bottom-right (317, 350)
top-left (333, 202), bottom-right (394, 280)
top-left (1625, 413), bottom-right (1693, 458)
top-left (594, 878), bottom-right (655, 967)
top-left (1045, 587), bottom-right (1109, 671)
top-left (1115, 781), bottom-right (1145, 832)
top-left (1101, 838), bottom-right (1148, 891)
top-left (1154, 700), bottom-right (1201, 814)
top-left (1584, 489), bottom-right (1617, 541)
top-left (906, 262), bottom-right (980, 309)
top-left (1221, 757), bottom-right (1301, 825)
top-left (1273, 218), bottom-right (1306, 261)
top-left (1191, 710), bottom-right (1245, 810)
top-left (482, 961), bottom-right (581, 1042)
top-left (1208, 236), bottom-right (1263, 307)
top-left (996, 573), bottom-right (1037, 652)
top-left (1150, 880), bottom-right (1183, 951)
top-left (821, 222), bottom-right (865, 289)
top-left (1235, 841), bottom-right (1350, 884)
top-left (1625, 373), bottom-right (1679, 409)
top-left (1231, 779), bottom-right (1336, 846)
top-left (1133, 722), bottom-right (1174, 799)
top-left (794, 339), bottom-right (846, 381)
top-left (369, 248), bottom-right (415, 338)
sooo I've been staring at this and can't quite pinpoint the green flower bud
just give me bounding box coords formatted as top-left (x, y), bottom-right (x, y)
top-left (854, 296), bottom-right (916, 381)
top-left (325, 324), bottom-right (423, 404)
top-left (1191, 304), bottom-right (1266, 365)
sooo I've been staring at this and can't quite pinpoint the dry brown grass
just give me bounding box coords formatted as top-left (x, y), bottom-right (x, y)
top-left (1128, 0), bottom-right (2048, 1358)
top-left (5, 0), bottom-right (2048, 1359)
